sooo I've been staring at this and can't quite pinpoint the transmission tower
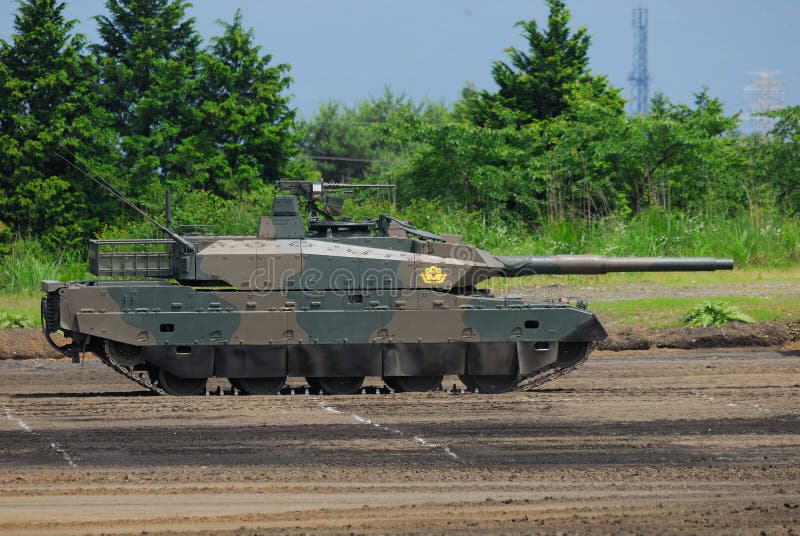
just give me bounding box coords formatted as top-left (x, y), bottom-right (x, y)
top-left (743, 71), bottom-right (784, 133)
top-left (628, 7), bottom-right (650, 115)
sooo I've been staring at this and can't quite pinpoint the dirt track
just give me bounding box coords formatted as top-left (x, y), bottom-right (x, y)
top-left (1, 348), bottom-right (799, 535)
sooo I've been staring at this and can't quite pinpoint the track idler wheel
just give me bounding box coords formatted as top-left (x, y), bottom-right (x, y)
top-left (156, 368), bottom-right (207, 396)
top-left (383, 375), bottom-right (443, 393)
top-left (307, 376), bottom-right (364, 395)
top-left (229, 377), bottom-right (286, 395)
top-left (458, 374), bottom-right (519, 394)
top-left (104, 340), bottom-right (144, 367)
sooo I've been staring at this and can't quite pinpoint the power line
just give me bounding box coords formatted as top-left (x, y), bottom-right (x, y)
top-left (743, 71), bottom-right (784, 133)
top-left (307, 155), bottom-right (390, 163)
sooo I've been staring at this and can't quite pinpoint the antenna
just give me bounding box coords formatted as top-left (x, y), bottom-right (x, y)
top-left (628, 7), bottom-right (651, 115)
top-left (54, 149), bottom-right (195, 252)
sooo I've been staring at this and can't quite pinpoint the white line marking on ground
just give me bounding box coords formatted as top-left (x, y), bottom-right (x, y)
top-left (318, 401), bottom-right (343, 414)
top-left (4, 406), bottom-right (31, 431)
top-left (4, 405), bottom-right (78, 468)
top-left (316, 399), bottom-right (462, 462)
top-left (50, 442), bottom-right (78, 468)
top-left (696, 394), bottom-right (771, 414)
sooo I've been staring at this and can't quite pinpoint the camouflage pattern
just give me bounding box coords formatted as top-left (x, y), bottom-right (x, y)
top-left (42, 182), bottom-right (734, 395)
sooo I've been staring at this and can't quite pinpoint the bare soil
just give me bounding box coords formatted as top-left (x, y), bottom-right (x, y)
top-left (0, 347), bottom-right (799, 535)
top-left (600, 321), bottom-right (800, 351)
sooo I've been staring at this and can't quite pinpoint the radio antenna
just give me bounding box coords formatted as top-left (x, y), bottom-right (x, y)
top-left (54, 148), bottom-right (195, 252)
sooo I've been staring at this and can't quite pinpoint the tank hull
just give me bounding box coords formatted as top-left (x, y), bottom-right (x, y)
top-left (43, 280), bottom-right (605, 393)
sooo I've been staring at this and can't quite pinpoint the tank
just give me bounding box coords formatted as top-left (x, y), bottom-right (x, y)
top-left (41, 180), bottom-right (734, 395)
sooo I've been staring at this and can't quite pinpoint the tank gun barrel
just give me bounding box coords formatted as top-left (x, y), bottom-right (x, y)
top-left (494, 255), bottom-right (734, 276)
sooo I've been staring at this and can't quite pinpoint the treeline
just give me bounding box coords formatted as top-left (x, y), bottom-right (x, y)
top-left (1, 0), bottom-right (798, 265)
top-left (0, 0), bottom-right (303, 249)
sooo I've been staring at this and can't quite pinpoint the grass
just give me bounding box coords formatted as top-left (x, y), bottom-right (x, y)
top-left (485, 267), bottom-right (799, 330)
top-left (363, 201), bottom-right (800, 267)
top-left (591, 295), bottom-right (797, 330)
top-left (0, 295), bottom-right (41, 328)
top-left (0, 239), bottom-right (91, 296)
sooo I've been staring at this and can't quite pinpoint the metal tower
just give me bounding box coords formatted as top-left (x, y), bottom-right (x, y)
top-left (628, 7), bottom-right (650, 115)
top-left (743, 71), bottom-right (784, 133)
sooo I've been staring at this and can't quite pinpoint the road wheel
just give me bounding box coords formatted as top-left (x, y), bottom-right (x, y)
top-left (307, 376), bottom-right (364, 395)
top-left (156, 368), bottom-right (207, 396)
top-left (458, 374), bottom-right (519, 394)
top-left (229, 377), bottom-right (286, 395)
top-left (383, 375), bottom-right (443, 392)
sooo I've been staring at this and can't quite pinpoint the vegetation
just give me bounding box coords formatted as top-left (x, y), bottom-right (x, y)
top-left (0, 0), bottom-right (309, 251)
top-left (682, 301), bottom-right (755, 328)
top-left (458, 0), bottom-right (619, 127)
top-left (592, 294), bottom-right (793, 330)
top-left (0, 311), bottom-right (35, 329)
top-left (0, 295), bottom-right (41, 327)
top-left (0, 0), bottom-right (114, 250)
top-left (298, 88), bottom-right (448, 183)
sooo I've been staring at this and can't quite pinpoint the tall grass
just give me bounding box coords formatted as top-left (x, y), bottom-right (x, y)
top-left (0, 239), bottom-right (91, 296)
top-left (392, 202), bottom-right (800, 265)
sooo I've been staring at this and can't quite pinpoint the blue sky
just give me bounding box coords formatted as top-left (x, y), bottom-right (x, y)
top-left (2, 0), bottom-right (798, 123)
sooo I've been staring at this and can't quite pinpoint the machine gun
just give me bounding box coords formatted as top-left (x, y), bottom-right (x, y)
top-left (276, 179), bottom-right (395, 220)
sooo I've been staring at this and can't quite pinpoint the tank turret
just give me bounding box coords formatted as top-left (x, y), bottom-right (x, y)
top-left (42, 180), bottom-right (734, 396)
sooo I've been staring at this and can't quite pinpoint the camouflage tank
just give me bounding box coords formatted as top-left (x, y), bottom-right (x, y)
top-left (41, 180), bottom-right (734, 395)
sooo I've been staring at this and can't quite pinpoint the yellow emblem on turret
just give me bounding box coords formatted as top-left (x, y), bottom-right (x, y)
top-left (420, 265), bottom-right (447, 284)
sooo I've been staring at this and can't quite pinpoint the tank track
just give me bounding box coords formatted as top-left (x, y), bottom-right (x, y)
top-left (512, 353), bottom-right (589, 392)
top-left (99, 341), bottom-right (168, 396)
top-left (94, 358), bottom-right (587, 396)
top-left (94, 341), bottom-right (589, 396)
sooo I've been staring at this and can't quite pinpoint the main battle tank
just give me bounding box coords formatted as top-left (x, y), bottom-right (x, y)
top-left (41, 180), bottom-right (734, 395)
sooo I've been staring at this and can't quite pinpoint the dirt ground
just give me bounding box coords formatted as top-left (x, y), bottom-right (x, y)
top-left (0, 346), bottom-right (798, 535)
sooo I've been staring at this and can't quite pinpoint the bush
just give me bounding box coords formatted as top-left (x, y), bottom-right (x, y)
top-left (0, 311), bottom-right (35, 329)
top-left (682, 301), bottom-right (755, 327)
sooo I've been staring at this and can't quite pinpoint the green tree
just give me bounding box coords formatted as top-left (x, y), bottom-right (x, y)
top-left (0, 0), bottom-right (115, 248)
top-left (383, 111), bottom-right (543, 220)
top-left (299, 88), bottom-right (448, 182)
top-left (93, 0), bottom-right (202, 200)
top-left (192, 9), bottom-right (300, 197)
top-left (616, 90), bottom-right (738, 213)
top-left (764, 106), bottom-right (800, 213)
top-left (459, 0), bottom-right (618, 127)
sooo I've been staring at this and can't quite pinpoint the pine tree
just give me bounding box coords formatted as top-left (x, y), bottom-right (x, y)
top-left (0, 0), bottom-right (113, 246)
top-left (194, 9), bottom-right (298, 197)
top-left (93, 0), bottom-right (202, 199)
top-left (460, 0), bottom-right (617, 127)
